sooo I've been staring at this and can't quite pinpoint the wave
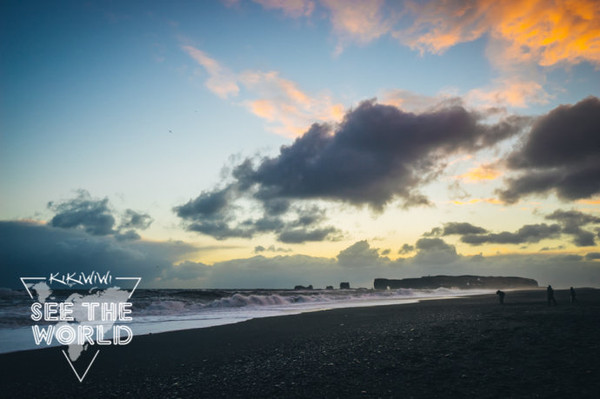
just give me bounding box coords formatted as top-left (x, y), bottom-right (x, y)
top-left (0, 287), bottom-right (493, 328)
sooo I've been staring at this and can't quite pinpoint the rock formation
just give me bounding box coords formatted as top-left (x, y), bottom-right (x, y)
top-left (374, 275), bottom-right (538, 290)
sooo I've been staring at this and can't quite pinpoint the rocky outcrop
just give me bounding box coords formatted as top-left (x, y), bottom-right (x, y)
top-left (374, 275), bottom-right (538, 290)
top-left (294, 285), bottom-right (313, 290)
top-left (340, 282), bottom-right (350, 289)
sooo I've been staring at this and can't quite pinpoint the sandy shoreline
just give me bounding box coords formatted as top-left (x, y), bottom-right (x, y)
top-left (1, 288), bottom-right (599, 398)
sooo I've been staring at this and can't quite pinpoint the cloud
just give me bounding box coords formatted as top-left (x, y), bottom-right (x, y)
top-left (120, 209), bottom-right (153, 230)
top-left (181, 45), bottom-right (239, 99)
top-left (0, 221), bottom-right (197, 288)
top-left (498, 96), bottom-right (600, 203)
top-left (422, 227), bottom-right (442, 237)
top-left (545, 209), bottom-right (600, 247)
top-left (398, 243), bottom-right (414, 254)
top-left (174, 188), bottom-right (340, 243)
top-left (253, 0), bottom-right (315, 18)
top-left (379, 90), bottom-right (464, 113)
top-left (175, 100), bottom-right (528, 242)
top-left (460, 223), bottom-right (562, 245)
top-left (449, 198), bottom-right (503, 206)
top-left (254, 245), bottom-right (292, 253)
top-left (456, 163), bottom-right (502, 183)
top-left (183, 46), bottom-right (344, 136)
top-left (441, 222), bottom-right (488, 236)
top-left (391, 1), bottom-right (598, 109)
top-left (239, 70), bottom-right (344, 137)
top-left (431, 222), bottom-right (499, 238)
top-left (242, 0), bottom-right (596, 109)
top-left (337, 240), bottom-right (385, 267)
top-left (114, 230), bottom-right (142, 241)
top-left (466, 79), bottom-right (552, 108)
top-left (48, 190), bottom-right (116, 236)
top-left (426, 209), bottom-right (600, 248)
top-left (47, 190), bottom-right (153, 241)
top-left (2, 222), bottom-right (600, 289)
top-left (539, 245), bottom-right (565, 252)
top-left (413, 237), bottom-right (459, 265)
top-left (320, 0), bottom-right (393, 52)
top-left (278, 227), bottom-right (340, 243)
top-left (398, 0), bottom-right (600, 67)
top-left (237, 100), bottom-right (527, 210)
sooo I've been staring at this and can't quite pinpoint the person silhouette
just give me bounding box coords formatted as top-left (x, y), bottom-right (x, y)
top-left (496, 290), bottom-right (505, 305)
top-left (570, 287), bottom-right (577, 303)
top-left (547, 285), bottom-right (557, 306)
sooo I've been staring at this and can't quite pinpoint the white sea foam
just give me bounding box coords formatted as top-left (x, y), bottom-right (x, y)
top-left (0, 287), bottom-right (492, 354)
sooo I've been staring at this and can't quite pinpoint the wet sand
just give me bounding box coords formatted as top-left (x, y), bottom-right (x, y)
top-left (1, 288), bottom-right (599, 398)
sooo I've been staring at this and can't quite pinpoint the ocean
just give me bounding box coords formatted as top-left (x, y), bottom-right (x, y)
top-left (0, 287), bottom-right (493, 354)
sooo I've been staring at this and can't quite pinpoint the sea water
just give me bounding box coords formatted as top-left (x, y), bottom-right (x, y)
top-left (0, 287), bottom-right (493, 354)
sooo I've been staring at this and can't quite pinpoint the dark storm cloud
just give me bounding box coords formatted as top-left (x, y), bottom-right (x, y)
top-left (176, 100), bottom-right (528, 241)
top-left (174, 187), bottom-right (255, 239)
top-left (48, 190), bottom-right (115, 235)
top-left (174, 185), bottom-right (340, 243)
top-left (48, 190), bottom-right (154, 240)
top-left (114, 230), bottom-right (142, 241)
top-left (498, 96), bottom-right (600, 203)
top-left (460, 223), bottom-right (561, 245)
top-left (243, 100), bottom-right (528, 210)
top-left (0, 221), bottom-right (197, 288)
top-left (120, 209), bottom-right (153, 230)
top-left (175, 187), bottom-right (232, 220)
top-left (545, 209), bottom-right (600, 247)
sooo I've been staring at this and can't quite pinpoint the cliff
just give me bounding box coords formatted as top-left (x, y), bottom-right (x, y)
top-left (374, 275), bottom-right (538, 290)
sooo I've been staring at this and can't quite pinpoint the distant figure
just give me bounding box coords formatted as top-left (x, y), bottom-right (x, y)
top-left (570, 287), bottom-right (577, 303)
top-left (496, 290), bottom-right (505, 305)
top-left (547, 285), bottom-right (557, 306)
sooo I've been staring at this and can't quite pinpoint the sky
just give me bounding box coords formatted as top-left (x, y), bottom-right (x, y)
top-left (1, 0), bottom-right (599, 289)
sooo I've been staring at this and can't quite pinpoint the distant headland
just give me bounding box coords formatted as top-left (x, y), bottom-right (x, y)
top-left (374, 275), bottom-right (538, 290)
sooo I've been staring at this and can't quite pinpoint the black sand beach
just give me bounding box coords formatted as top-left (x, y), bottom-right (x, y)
top-left (1, 289), bottom-right (599, 398)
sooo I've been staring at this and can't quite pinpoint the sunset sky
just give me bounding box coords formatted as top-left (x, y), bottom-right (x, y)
top-left (1, 0), bottom-right (599, 288)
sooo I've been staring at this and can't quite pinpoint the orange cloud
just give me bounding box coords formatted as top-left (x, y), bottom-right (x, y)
top-left (181, 45), bottom-right (239, 99)
top-left (577, 198), bottom-right (600, 205)
top-left (457, 164), bottom-right (502, 183)
top-left (467, 79), bottom-right (551, 108)
top-left (451, 198), bottom-right (503, 205)
top-left (321, 0), bottom-right (393, 52)
top-left (400, 0), bottom-right (600, 67)
top-left (184, 45), bottom-right (345, 137)
top-left (241, 70), bottom-right (345, 136)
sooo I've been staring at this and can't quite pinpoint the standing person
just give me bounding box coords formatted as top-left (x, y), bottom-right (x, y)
top-left (547, 285), bottom-right (557, 306)
top-left (496, 290), bottom-right (505, 305)
top-left (570, 287), bottom-right (577, 303)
